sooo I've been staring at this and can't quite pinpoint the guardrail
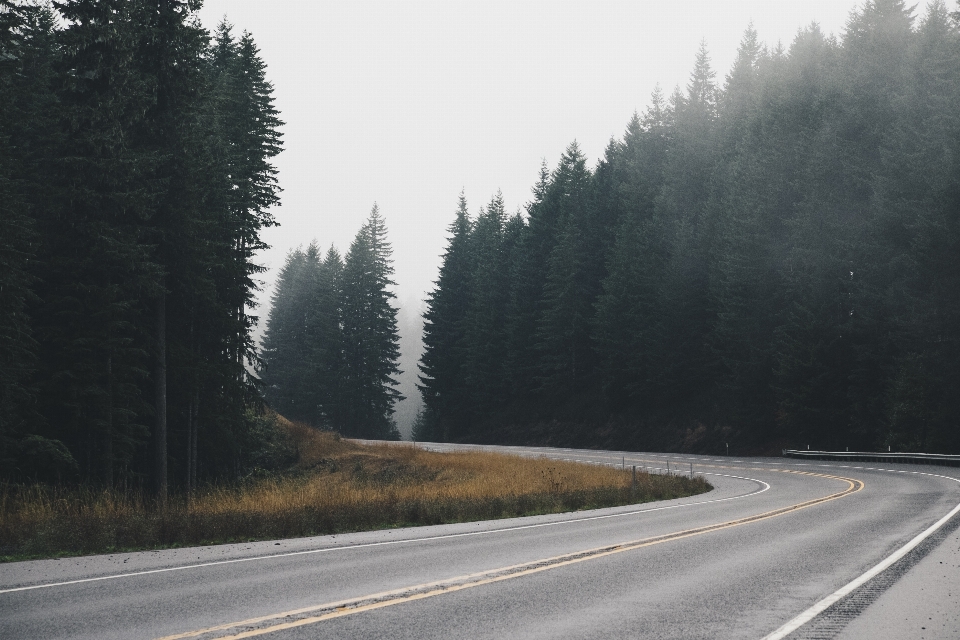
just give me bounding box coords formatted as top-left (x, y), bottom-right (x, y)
top-left (783, 449), bottom-right (960, 467)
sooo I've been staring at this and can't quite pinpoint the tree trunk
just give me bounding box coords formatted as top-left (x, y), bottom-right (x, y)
top-left (186, 390), bottom-right (198, 501)
top-left (102, 354), bottom-right (113, 487)
top-left (153, 291), bottom-right (167, 502)
top-left (186, 394), bottom-right (194, 501)
top-left (186, 316), bottom-right (195, 502)
top-left (191, 389), bottom-right (199, 492)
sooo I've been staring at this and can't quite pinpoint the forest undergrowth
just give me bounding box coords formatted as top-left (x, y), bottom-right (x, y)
top-left (0, 414), bottom-right (710, 561)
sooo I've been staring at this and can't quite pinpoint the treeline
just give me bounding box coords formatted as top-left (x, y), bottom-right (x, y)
top-left (259, 206), bottom-right (403, 440)
top-left (0, 1), bottom-right (281, 492)
top-left (417, 1), bottom-right (960, 454)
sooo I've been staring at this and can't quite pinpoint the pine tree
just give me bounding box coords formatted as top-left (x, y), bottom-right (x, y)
top-left (312, 246), bottom-right (346, 428)
top-left (260, 243), bottom-right (345, 429)
top-left (220, 29), bottom-right (283, 376)
top-left (652, 43), bottom-right (721, 407)
top-left (188, 21), bottom-right (283, 481)
top-left (30, 0), bottom-right (166, 486)
top-left (496, 210), bottom-right (527, 409)
top-left (419, 194), bottom-right (474, 440)
top-left (873, 0), bottom-right (960, 451)
top-left (594, 94), bottom-right (671, 410)
top-left (502, 162), bottom-right (552, 400)
top-left (462, 192), bottom-right (510, 422)
top-left (536, 142), bottom-right (601, 399)
top-left (340, 205), bottom-right (402, 439)
top-left (143, 0), bottom-right (227, 497)
top-left (261, 247), bottom-right (313, 421)
top-left (708, 26), bottom-right (787, 437)
top-left (0, 2), bottom-right (47, 474)
top-left (770, 24), bottom-right (853, 449)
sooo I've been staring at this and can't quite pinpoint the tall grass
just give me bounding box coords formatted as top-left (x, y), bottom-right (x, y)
top-left (1, 423), bottom-right (711, 560)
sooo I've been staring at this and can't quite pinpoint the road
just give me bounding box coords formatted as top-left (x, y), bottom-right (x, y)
top-left (2, 445), bottom-right (959, 639)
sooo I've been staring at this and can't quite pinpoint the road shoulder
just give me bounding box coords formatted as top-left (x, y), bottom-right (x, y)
top-left (835, 523), bottom-right (960, 640)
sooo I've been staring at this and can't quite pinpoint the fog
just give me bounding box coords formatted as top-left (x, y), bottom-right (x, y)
top-left (394, 296), bottom-right (426, 437)
top-left (196, 0), bottom-right (889, 436)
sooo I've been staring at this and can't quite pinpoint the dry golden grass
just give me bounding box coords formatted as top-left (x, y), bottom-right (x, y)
top-left (0, 418), bottom-right (711, 560)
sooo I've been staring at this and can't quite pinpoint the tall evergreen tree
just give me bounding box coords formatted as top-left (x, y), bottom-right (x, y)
top-left (311, 246), bottom-right (346, 428)
top-left (536, 142), bottom-right (600, 399)
top-left (874, 0), bottom-right (960, 451)
top-left (34, 0), bottom-right (163, 486)
top-left (340, 205), bottom-right (402, 439)
top-left (653, 42), bottom-right (721, 407)
top-left (502, 162), bottom-right (552, 400)
top-left (214, 27), bottom-right (283, 377)
top-left (184, 20), bottom-right (282, 482)
top-left (0, 2), bottom-right (51, 474)
top-left (419, 194), bottom-right (474, 441)
top-left (709, 26), bottom-right (786, 437)
top-left (595, 94), bottom-right (671, 410)
top-left (261, 247), bottom-right (315, 422)
top-left (260, 243), bottom-right (344, 428)
top-left (463, 192), bottom-right (511, 421)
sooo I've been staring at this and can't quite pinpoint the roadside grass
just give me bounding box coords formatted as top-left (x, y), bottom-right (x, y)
top-left (0, 417), bottom-right (711, 561)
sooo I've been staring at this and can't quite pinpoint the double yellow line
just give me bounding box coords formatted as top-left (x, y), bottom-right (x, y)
top-left (157, 470), bottom-right (862, 640)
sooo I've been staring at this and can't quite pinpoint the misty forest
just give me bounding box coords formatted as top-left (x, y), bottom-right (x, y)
top-left (415, 1), bottom-right (960, 455)
top-left (0, 1), bottom-right (285, 491)
top-left (260, 205), bottom-right (404, 442)
top-left (2, 0), bottom-right (960, 495)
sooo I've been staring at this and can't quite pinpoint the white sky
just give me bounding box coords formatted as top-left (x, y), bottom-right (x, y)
top-left (197, 0), bottom-right (883, 314)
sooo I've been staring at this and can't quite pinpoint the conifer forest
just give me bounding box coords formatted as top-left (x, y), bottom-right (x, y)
top-left (0, 1), bottom-right (287, 491)
top-left (260, 206), bottom-right (403, 442)
top-left (2, 0), bottom-right (959, 497)
top-left (417, 2), bottom-right (960, 455)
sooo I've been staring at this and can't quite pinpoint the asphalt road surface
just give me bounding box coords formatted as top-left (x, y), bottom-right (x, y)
top-left (2, 445), bottom-right (959, 639)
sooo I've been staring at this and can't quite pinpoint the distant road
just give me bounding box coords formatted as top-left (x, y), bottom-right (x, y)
top-left (3, 445), bottom-right (959, 639)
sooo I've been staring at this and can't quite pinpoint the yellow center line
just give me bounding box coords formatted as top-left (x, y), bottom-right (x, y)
top-left (157, 470), bottom-right (863, 640)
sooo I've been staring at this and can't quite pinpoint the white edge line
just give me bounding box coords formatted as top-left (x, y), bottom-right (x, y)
top-left (761, 466), bottom-right (960, 640)
top-left (0, 471), bottom-right (768, 595)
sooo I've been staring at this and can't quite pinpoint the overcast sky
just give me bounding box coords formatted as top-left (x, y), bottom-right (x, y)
top-left (197, 0), bottom-right (888, 317)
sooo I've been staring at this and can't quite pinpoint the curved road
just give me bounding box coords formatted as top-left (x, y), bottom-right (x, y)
top-left (2, 446), bottom-right (959, 639)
